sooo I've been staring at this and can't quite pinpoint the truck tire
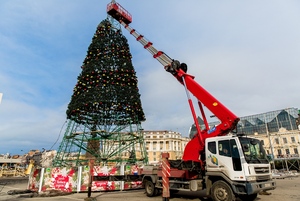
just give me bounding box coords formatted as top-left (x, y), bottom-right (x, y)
top-left (211, 180), bottom-right (235, 201)
top-left (144, 180), bottom-right (157, 197)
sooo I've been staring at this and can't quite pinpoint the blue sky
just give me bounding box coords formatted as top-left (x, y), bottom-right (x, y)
top-left (1, 0), bottom-right (300, 155)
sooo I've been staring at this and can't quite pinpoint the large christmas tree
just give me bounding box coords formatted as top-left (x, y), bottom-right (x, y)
top-left (53, 19), bottom-right (147, 166)
top-left (67, 19), bottom-right (145, 125)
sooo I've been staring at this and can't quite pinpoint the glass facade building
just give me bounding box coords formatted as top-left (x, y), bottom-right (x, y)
top-left (190, 108), bottom-right (300, 137)
top-left (237, 108), bottom-right (299, 135)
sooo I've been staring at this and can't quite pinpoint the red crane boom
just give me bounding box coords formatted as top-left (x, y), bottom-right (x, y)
top-left (107, 2), bottom-right (240, 163)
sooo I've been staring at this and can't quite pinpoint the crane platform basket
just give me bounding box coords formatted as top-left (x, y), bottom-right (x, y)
top-left (107, 2), bottom-right (132, 24)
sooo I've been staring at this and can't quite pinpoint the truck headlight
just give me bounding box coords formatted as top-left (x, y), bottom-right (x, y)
top-left (246, 176), bottom-right (256, 181)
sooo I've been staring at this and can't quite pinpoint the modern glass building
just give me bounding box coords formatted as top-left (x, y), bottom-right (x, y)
top-left (189, 107), bottom-right (300, 137)
top-left (237, 108), bottom-right (299, 135)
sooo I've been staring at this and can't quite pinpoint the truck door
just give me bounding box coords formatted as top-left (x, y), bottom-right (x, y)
top-left (218, 139), bottom-right (242, 169)
top-left (207, 139), bottom-right (243, 180)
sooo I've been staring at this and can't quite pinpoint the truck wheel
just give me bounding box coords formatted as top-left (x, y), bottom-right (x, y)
top-left (144, 180), bottom-right (156, 197)
top-left (211, 180), bottom-right (235, 201)
top-left (238, 193), bottom-right (257, 201)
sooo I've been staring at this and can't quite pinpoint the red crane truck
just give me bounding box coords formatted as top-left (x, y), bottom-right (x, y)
top-left (107, 2), bottom-right (276, 201)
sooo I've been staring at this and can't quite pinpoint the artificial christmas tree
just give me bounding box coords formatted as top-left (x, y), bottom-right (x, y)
top-left (67, 19), bottom-right (145, 125)
top-left (53, 19), bottom-right (147, 167)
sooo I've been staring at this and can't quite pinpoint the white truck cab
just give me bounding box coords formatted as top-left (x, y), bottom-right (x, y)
top-left (205, 135), bottom-right (276, 200)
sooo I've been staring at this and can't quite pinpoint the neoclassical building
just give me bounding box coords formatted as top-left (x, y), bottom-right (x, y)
top-left (142, 130), bottom-right (190, 164)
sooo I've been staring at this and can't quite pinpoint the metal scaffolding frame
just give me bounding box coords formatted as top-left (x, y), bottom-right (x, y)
top-left (53, 117), bottom-right (148, 167)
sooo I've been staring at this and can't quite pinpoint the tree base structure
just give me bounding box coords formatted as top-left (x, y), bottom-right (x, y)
top-left (52, 119), bottom-right (148, 167)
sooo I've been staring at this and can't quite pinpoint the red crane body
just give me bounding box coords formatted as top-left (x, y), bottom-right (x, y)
top-left (107, 3), bottom-right (240, 163)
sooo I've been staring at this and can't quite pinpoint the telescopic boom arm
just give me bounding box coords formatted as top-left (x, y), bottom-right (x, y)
top-left (107, 2), bottom-right (240, 162)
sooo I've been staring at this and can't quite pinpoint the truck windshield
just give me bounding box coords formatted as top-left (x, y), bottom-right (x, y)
top-left (239, 137), bottom-right (269, 164)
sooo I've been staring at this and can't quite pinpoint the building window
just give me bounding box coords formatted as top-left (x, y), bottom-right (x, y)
top-left (291, 137), bottom-right (296, 143)
top-left (153, 142), bottom-right (157, 150)
top-left (294, 148), bottom-right (298, 155)
top-left (160, 141), bottom-right (163, 150)
top-left (285, 149), bottom-right (290, 155)
top-left (283, 138), bottom-right (287, 144)
top-left (277, 149), bottom-right (282, 155)
top-left (275, 138), bottom-right (279, 144)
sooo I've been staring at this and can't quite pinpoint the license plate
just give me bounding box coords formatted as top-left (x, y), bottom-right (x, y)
top-left (265, 183), bottom-right (271, 187)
